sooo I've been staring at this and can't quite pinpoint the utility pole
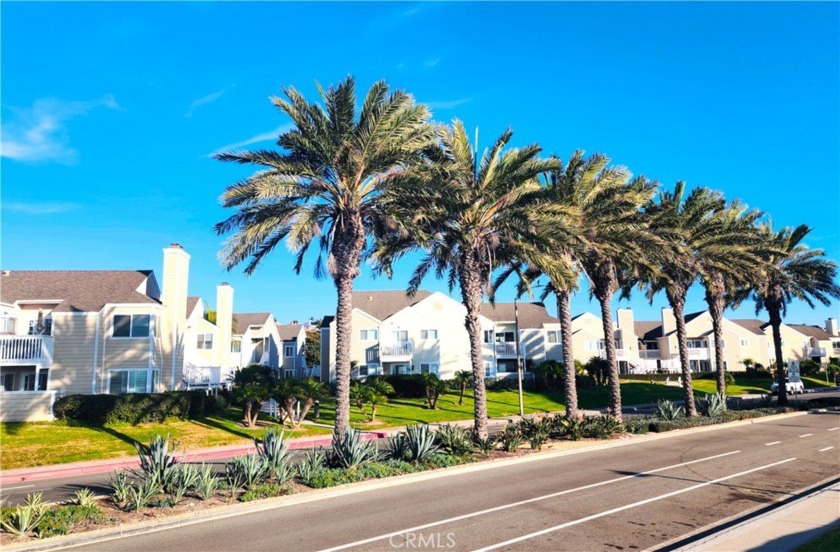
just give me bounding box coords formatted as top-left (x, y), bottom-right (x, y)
top-left (514, 298), bottom-right (524, 417)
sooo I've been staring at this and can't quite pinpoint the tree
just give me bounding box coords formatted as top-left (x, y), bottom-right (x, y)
top-left (214, 77), bottom-right (437, 438)
top-left (228, 364), bottom-right (275, 428)
top-left (304, 328), bottom-right (321, 368)
top-left (452, 370), bottom-right (473, 405)
top-left (296, 377), bottom-right (329, 426)
top-left (745, 224), bottom-right (840, 405)
top-left (374, 122), bottom-right (560, 438)
top-left (637, 183), bottom-right (735, 417)
top-left (422, 373), bottom-right (447, 409)
top-left (362, 379), bottom-right (394, 422)
top-left (699, 200), bottom-right (765, 395)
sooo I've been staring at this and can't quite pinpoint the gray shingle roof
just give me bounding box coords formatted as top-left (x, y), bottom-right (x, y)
top-left (187, 296), bottom-right (202, 316)
top-left (276, 323), bottom-right (303, 341)
top-left (731, 319), bottom-right (769, 336)
top-left (480, 302), bottom-right (558, 329)
top-left (352, 290), bottom-right (433, 321)
top-left (787, 324), bottom-right (834, 340)
top-left (320, 315), bottom-right (334, 329)
top-left (0, 270), bottom-right (159, 312)
top-left (233, 312), bottom-right (273, 334)
top-left (634, 321), bottom-right (663, 340)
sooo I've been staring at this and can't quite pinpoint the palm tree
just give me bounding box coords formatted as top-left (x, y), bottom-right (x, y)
top-left (214, 77), bottom-right (436, 437)
top-left (747, 224), bottom-right (840, 405)
top-left (638, 183), bottom-right (734, 416)
top-left (699, 201), bottom-right (764, 395)
top-left (422, 373), bottom-right (447, 409)
top-left (452, 370), bottom-right (473, 405)
top-left (374, 122), bottom-right (561, 438)
top-left (363, 379), bottom-right (394, 422)
top-left (296, 377), bottom-right (329, 427)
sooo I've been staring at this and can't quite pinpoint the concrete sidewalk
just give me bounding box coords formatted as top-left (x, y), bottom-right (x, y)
top-left (678, 480), bottom-right (840, 551)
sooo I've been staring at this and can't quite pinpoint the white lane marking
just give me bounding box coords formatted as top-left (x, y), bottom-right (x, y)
top-left (473, 458), bottom-right (797, 552)
top-left (318, 451), bottom-right (742, 552)
top-left (828, 427), bottom-right (839, 432)
top-left (799, 434), bottom-right (813, 438)
top-left (1, 484), bottom-right (34, 491)
top-left (765, 441), bottom-right (782, 446)
top-left (819, 447), bottom-right (835, 452)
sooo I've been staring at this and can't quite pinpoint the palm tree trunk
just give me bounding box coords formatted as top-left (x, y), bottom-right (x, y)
top-left (595, 286), bottom-right (622, 422)
top-left (460, 252), bottom-right (489, 439)
top-left (458, 383), bottom-right (465, 405)
top-left (556, 289), bottom-right (579, 419)
top-left (704, 278), bottom-right (727, 395)
top-left (297, 398), bottom-right (314, 428)
top-left (767, 302), bottom-right (788, 406)
top-left (371, 404), bottom-right (378, 422)
top-left (669, 293), bottom-right (697, 417)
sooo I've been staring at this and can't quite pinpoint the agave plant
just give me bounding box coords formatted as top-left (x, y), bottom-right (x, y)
top-left (557, 417), bottom-right (586, 441)
top-left (0, 493), bottom-right (48, 537)
top-left (227, 453), bottom-right (269, 489)
top-left (473, 434), bottom-right (497, 455)
top-left (134, 434), bottom-right (179, 492)
top-left (169, 463), bottom-right (200, 504)
top-left (72, 488), bottom-right (98, 508)
top-left (435, 424), bottom-right (472, 456)
top-left (498, 426), bottom-right (525, 452)
top-left (195, 464), bottom-right (219, 500)
top-left (583, 414), bottom-right (623, 438)
top-left (297, 448), bottom-right (326, 485)
top-left (328, 426), bottom-right (380, 468)
top-left (125, 475), bottom-right (160, 511)
top-left (387, 432), bottom-right (410, 462)
top-left (255, 428), bottom-right (291, 472)
top-left (697, 392), bottom-right (727, 417)
top-left (403, 424), bottom-right (440, 463)
top-left (109, 470), bottom-right (133, 506)
top-left (656, 399), bottom-right (685, 421)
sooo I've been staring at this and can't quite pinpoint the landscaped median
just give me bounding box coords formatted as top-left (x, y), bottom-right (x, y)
top-left (0, 403), bottom-right (811, 548)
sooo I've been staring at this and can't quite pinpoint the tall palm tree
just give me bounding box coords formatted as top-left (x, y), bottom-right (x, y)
top-left (375, 122), bottom-right (562, 438)
top-left (453, 370), bottom-right (473, 405)
top-left (640, 183), bottom-right (757, 416)
top-left (699, 201), bottom-right (764, 395)
top-left (214, 77), bottom-right (436, 437)
top-left (747, 224), bottom-right (840, 405)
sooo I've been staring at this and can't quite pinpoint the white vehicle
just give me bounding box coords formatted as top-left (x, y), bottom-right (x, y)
top-left (770, 377), bottom-right (805, 394)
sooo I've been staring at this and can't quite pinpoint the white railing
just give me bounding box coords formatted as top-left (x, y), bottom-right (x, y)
top-left (0, 336), bottom-right (54, 365)
top-left (184, 366), bottom-right (222, 386)
top-left (807, 347), bottom-right (827, 357)
top-left (379, 342), bottom-right (413, 360)
top-left (640, 350), bottom-right (661, 359)
top-left (494, 342), bottom-right (517, 356)
top-left (688, 348), bottom-right (710, 360)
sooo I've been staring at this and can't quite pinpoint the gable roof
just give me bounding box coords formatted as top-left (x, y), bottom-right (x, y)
top-left (480, 302), bottom-right (558, 329)
top-left (731, 319), bottom-right (768, 336)
top-left (787, 324), bottom-right (833, 340)
top-left (684, 311), bottom-right (705, 324)
top-left (320, 315), bottom-right (334, 329)
top-left (276, 323), bottom-right (303, 341)
top-left (187, 296), bottom-right (202, 316)
top-left (0, 270), bottom-right (159, 313)
top-left (233, 312), bottom-right (272, 333)
top-left (352, 290), bottom-right (433, 321)
top-left (634, 321), bottom-right (663, 341)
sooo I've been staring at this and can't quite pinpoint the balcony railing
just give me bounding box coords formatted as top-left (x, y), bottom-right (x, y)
top-left (494, 342), bottom-right (517, 357)
top-left (807, 347), bottom-right (827, 357)
top-left (687, 348), bottom-right (710, 360)
top-left (639, 350), bottom-right (661, 359)
top-left (0, 336), bottom-right (54, 365)
top-left (183, 366), bottom-right (222, 386)
top-left (379, 342), bottom-right (413, 361)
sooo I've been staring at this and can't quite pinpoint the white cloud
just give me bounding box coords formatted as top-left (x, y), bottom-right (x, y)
top-left (185, 87), bottom-right (232, 118)
top-left (426, 98), bottom-right (473, 110)
top-left (209, 124), bottom-right (292, 157)
top-left (3, 202), bottom-right (80, 215)
top-left (0, 95), bottom-right (120, 164)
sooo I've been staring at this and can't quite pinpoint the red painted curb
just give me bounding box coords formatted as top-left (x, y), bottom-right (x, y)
top-left (0, 431), bottom-right (389, 485)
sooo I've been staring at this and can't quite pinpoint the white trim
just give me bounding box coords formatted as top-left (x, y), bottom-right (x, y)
top-left (92, 309), bottom-right (102, 393)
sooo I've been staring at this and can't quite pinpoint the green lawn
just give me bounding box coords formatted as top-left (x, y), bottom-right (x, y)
top-left (796, 524), bottom-right (840, 552)
top-left (0, 408), bottom-right (330, 470)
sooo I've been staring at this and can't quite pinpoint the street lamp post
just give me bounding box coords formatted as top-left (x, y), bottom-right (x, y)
top-left (514, 298), bottom-right (524, 417)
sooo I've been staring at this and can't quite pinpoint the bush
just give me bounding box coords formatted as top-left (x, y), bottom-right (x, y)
top-left (583, 414), bottom-right (622, 438)
top-left (239, 483), bottom-right (290, 502)
top-left (799, 359), bottom-right (821, 376)
top-left (54, 391), bottom-right (222, 425)
top-left (36, 505), bottom-right (103, 538)
top-left (656, 399), bottom-right (685, 420)
top-left (328, 427), bottom-right (380, 468)
top-left (435, 424), bottom-right (472, 456)
top-left (369, 375), bottom-right (427, 398)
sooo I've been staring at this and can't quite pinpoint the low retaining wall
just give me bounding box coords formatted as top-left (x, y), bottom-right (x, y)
top-left (0, 391), bottom-right (56, 422)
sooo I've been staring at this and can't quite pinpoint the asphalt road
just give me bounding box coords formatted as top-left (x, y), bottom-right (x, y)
top-left (55, 411), bottom-right (839, 552)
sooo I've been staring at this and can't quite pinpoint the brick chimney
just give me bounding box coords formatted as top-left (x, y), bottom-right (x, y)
top-left (161, 244), bottom-right (190, 390)
top-left (215, 282), bottom-right (234, 369)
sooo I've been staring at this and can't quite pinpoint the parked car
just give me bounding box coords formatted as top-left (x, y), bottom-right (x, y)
top-left (770, 378), bottom-right (805, 394)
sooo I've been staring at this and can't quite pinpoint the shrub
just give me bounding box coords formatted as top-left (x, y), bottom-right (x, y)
top-left (498, 426), bottom-right (524, 452)
top-left (556, 416), bottom-right (585, 441)
top-left (328, 427), bottom-right (380, 468)
top-left (71, 488), bottom-right (98, 508)
top-left (227, 454), bottom-right (268, 489)
top-left (656, 399), bottom-right (685, 420)
top-left (36, 505), bottom-right (103, 538)
top-left (583, 414), bottom-right (622, 438)
top-left (1, 493), bottom-right (48, 537)
top-left (53, 391), bottom-right (222, 425)
top-left (473, 435), bottom-right (497, 455)
top-left (134, 435), bottom-right (178, 492)
top-left (297, 449), bottom-right (327, 485)
top-left (389, 425), bottom-right (439, 463)
top-left (697, 393), bottom-right (727, 417)
top-left (435, 424), bottom-right (472, 456)
top-left (195, 464), bottom-right (219, 500)
top-left (515, 417), bottom-right (552, 451)
top-left (799, 359), bottom-right (821, 376)
top-left (239, 483), bottom-right (289, 502)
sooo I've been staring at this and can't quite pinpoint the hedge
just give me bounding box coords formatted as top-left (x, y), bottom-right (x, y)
top-left (368, 374), bottom-right (428, 398)
top-left (53, 391), bottom-right (224, 425)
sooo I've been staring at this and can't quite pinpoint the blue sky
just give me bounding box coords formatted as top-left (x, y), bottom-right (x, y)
top-left (2, 1), bottom-right (838, 327)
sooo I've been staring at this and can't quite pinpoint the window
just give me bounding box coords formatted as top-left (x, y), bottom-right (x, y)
top-left (740, 339), bottom-right (749, 347)
top-left (483, 330), bottom-right (494, 343)
top-left (113, 314), bottom-right (151, 338)
top-left (23, 373), bottom-right (36, 391)
top-left (420, 329), bottom-right (438, 340)
top-left (0, 316), bottom-right (16, 334)
top-left (28, 317), bottom-right (52, 336)
top-left (547, 331), bottom-right (561, 344)
top-left (38, 371), bottom-right (48, 391)
top-left (392, 330), bottom-right (408, 342)
top-left (585, 341), bottom-right (598, 351)
top-left (687, 339), bottom-right (706, 349)
top-left (1, 373), bottom-right (13, 391)
top-left (284, 344), bottom-right (295, 358)
top-left (358, 365), bottom-right (369, 377)
top-left (495, 332), bottom-right (515, 343)
top-left (284, 369), bottom-right (294, 379)
top-left (496, 360), bottom-right (518, 373)
top-left (109, 369), bottom-right (152, 394)
top-left (359, 329), bottom-right (378, 341)
top-left (196, 334), bottom-right (213, 350)
top-left (231, 340), bottom-right (241, 353)
top-left (484, 362), bottom-right (493, 378)
top-left (420, 363), bottom-right (439, 374)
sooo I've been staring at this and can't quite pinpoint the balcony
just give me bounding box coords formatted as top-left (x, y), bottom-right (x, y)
top-left (807, 347), bottom-right (827, 357)
top-left (494, 342), bottom-right (517, 357)
top-left (0, 336), bottom-right (54, 366)
top-left (640, 350), bottom-right (661, 359)
top-left (687, 348), bottom-right (710, 360)
top-left (379, 342), bottom-right (413, 362)
top-left (183, 365), bottom-right (222, 387)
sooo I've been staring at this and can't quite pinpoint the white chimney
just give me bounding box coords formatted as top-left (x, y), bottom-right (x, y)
top-left (616, 308), bottom-right (635, 332)
top-left (661, 307), bottom-right (676, 336)
top-left (215, 283), bottom-right (234, 369)
top-left (161, 244), bottom-right (190, 390)
top-left (826, 317), bottom-right (839, 337)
